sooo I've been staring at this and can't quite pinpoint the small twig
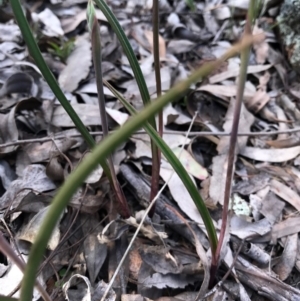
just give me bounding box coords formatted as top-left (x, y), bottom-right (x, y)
top-left (149, 0), bottom-right (163, 217)
top-left (50, 137), bottom-right (74, 171)
top-left (51, 245), bottom-right (81, 299)
top-left (1, 127), bottom-right (299, 149)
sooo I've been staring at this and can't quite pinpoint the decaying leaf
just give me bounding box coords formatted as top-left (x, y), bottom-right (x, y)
top-left (0, 164), bottom-right (56, 209)
top-left (58, 33), bottom-right (91, 92)
top-left (273, 233), bottom-right (298, 281)
top-left (81, 214), bottom-right (107, 284)
top-left (17, 205), bottom-right (63, 250)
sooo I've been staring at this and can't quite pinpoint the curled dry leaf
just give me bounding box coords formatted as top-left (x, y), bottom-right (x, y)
top-left (63, 275), bottom-right (92, 301)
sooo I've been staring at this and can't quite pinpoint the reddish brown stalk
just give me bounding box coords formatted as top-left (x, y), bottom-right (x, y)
top-left (0, 233), bottom-right (51, 301)
top-left (149, 0), bottom-right (162, 217)
top-left (91, 15), bottom-right (130, 218)
top-left (209, 2), bottom-right (255, 286)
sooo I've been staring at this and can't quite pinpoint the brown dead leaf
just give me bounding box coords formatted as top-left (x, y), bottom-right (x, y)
top-left (266, 137), bottom-right (300, 148)
top-left (144, 30), bottom-right (166, 58)
top-left (0, 164), bottom-right (56, 210)
top-left (81, 213), bottom-right (107, 285)
top-left (209, 64), bottom-right (272, 84)
top-left (253, 24), bottom-right (269, 64)
top-left (58, 33), bottom-right (91, 92)
top-left (35, 8), bottom-right (64, 37)
top-left (273, 233), bottom-right (298, 281)
top-left (246, 90), bottom-right (270, 113)
top-left (240, 146), bottom-right (300, 162)
top-left (17, 205), bottom-right (62, 250)
top-left (61, 9), bottom-right (107, 34)
top-left (198, 84), bottom-right (255, 102)
top-left (270, 179), bottom-right (300, 212)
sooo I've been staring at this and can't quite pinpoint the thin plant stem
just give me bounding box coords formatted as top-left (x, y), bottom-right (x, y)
top-left (149, 0), bottom-right (162, 216)
top-left (94, 0), bottom-right (160, 218)
top-left (0, 233), bottom-right (51, 301)
top-left (210, 0), bottom-right (257, 286)
top-left (152, 0), bottom-right (162, 135)
top-left (1, 126), bottom-right (299, 149)
top-left (89, 1), bottom-right (130, 218)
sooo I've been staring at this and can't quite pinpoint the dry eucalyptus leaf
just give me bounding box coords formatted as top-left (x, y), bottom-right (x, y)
top-left (209, 64), bottom-right (272, 84)
top-left (240, 146), bottom-right (300, 162)
top-left (0, 254), bottom-right (44, 299)
top-left (160, 167), bottom-right (214, 227)
top-left (35, 8), bottom-right (64, 37)
top-left (171, 147), bottom-right (208, 180)
top-left (58, 33), bottom-right (91, 92)
top-left (0, 164), bottom-right (56, 209)
top-left (141, 272), bottom-right (198, 289)
top-left (270, 179), bottom-right (300, 212)
top-left (167, 40), bottom-right (195, 54)
top-left (230, 216), bottom-right (271, 240)
top-left (273, 233), bottom-right (298, 281)
top-left (197, 84), bottom-right (255, 102)
top-left (61, 8), bottom-right (107, 34)
top-left (81, 214), bottom-right (107, 284)
top-left (17, 205), bottom-right (63, 250)
top-left (0, 23), bottom-right (21, 42)
top-left (144, 30), bottom-right (166, 58)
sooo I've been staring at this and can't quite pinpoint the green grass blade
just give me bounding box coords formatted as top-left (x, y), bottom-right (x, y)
top-left (10, 0), bottom-right (113, 178)
top-left (94, 0), bottom-right (151, 107)
top-left (19, 35), bottom-right (258, 301)
top-left (104, 80), bottom-right (218, 250)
